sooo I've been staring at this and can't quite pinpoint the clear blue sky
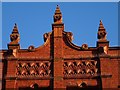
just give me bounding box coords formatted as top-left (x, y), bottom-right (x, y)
top-left (2, 2), bottom-right (118, 49)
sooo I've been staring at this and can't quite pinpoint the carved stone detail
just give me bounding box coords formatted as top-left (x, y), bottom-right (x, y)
top-left (66, 32), bottom-right (73, 41)
top-left (16, 62), bottom-right (51, 77)
top-left (10, 23), bottom-right (20, 44)
top-left (43, 33), bottom-right (49, 42)
top-left (30, 63), bottom-right (38, 68)
top-left (10, 34), bottom-right (19, 42)
top-left (21, 70), bottom-right (29, 75)
top-left (81, 44), bottom-right (88, 50)
top-left (98, 31), bottom-right (106, 40)
top-left (97, 20), bottom-right (107, 41)
top-left (30, 70), bottom-right (38, 75)
top-left (53, 5), bottom-right (62, 23)
top-left (28, 45), bottom-right (35, 52)
top-left (63, 60), bottom-right (98, 76)
top-left (54, 15), bottom-right (62, 22)
top-left (22, 63), bottom-right (29, 68)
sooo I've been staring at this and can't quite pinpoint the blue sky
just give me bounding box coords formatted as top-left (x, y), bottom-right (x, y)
top-left (2, 2), bottom-right (119, 49)
top-left (0, 2), bottom-right (2, 49)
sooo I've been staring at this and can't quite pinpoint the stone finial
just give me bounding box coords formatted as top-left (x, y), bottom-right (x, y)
top-left (10, 23), bottom-right (20, 44)
top-left (53, 5), bottom-right (62, 23)
top-left (55, 5), bottom-right (61, 14)
top-left (12, 23), bottom-right (19, 34)
top-left (99, 20), bottom-right (105, 30)
top-left (97, 20), bottom-right (107, 41)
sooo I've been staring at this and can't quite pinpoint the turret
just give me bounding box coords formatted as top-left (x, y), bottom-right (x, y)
top-left (97, 20), bottom-right (109, 54)
top-left (8, 23), bottom-right (20, 50)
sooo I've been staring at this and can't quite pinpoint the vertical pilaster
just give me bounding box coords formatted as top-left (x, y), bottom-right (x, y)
top-left (53, 24), bottom-right (64, 89)
top-left (52, 5), bottom-right (65, 89)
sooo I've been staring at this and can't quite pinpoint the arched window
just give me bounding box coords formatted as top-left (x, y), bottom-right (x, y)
top-left (78, 82), bottom-right (87, 88)
top-left (30, 83), bottom-right (39, 90)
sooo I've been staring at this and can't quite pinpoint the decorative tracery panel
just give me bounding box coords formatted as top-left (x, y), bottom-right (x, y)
top-left (16, 61), bottom-right (51, 77)
top-left (63, 60), bottom-right (98, 78)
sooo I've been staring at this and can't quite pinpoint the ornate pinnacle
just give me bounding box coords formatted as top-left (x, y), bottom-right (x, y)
top-left (12, 23), bottom-right (19, 34)
top-left (54, 5), bottom-right (62, 23)
top-left (10, 23), bottom-right (20, 44)
top-left (99, 20), bottom-right (105, 30)
top-left (97, 20), bottom-right (107, 41)
top-left (55, 5), bottom-right (61, 14)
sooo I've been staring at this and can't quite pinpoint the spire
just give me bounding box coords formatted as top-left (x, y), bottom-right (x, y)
top-left (10, 23), bottom-right (20, 44)
top-left (97, 20), bottom-right (107, 41)
top-left (12, 23), bottom-right (19, 34)
top-left (53, 5), bottom-right (62, 23)
top-left (97, 20), bottom-right (109, 52)
top-left (55, 5), bottom-right (61, 14)
top-left (98, 20), bottom-right (105, 30)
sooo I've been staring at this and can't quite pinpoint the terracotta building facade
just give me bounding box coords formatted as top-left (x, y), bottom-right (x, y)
top-left (0, 5), bottom-right (120, 90)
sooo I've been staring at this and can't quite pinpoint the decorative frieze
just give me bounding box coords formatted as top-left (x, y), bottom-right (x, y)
top-left (63, 60), bottom-right (98, 77)
top-left (16, 62), bottom-right (51, 77)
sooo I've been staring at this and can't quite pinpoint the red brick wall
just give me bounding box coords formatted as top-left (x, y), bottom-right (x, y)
top-left (100, 58), bottom-right (118, 88)
top-left (1, 22), bottom-right (120, 90)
